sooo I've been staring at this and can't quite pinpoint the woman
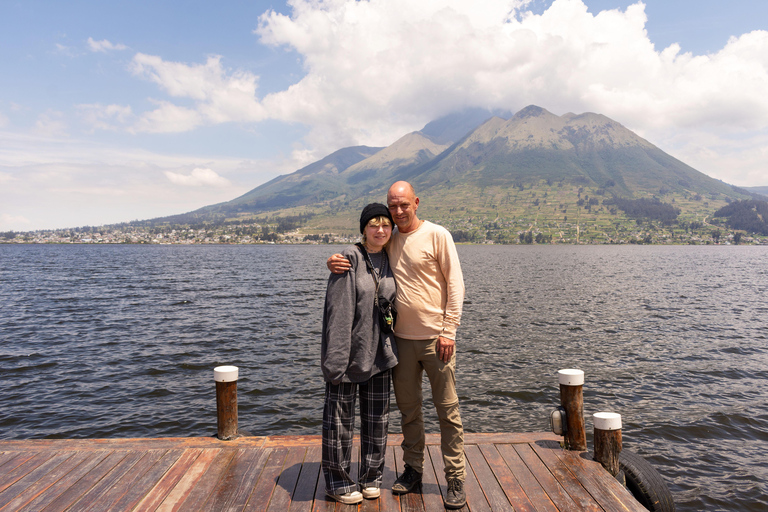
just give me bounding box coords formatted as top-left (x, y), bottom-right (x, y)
top-left (321, 203), bottom-right (398, 504)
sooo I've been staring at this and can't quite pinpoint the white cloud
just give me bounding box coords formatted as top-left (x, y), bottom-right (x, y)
top-left (128, 53), bottom-right (266, 132)
top-left (34, 111), bottom-right (68, 137)
top-left (78, 103), bottom-right (133, 131)
top-left (165, 167), bottom-right (231, 187)
top-left (87, 37), bottom-right (128, 52)
top-left (131, 100), bottom-right (203, 133)
top-left (0, 111), bottom-right (8, 128)
top-left (54, 43), bottom-right (76, 57)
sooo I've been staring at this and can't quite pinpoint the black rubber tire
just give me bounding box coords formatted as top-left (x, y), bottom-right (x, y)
top-left (619, 449), bottom-right (676, 512)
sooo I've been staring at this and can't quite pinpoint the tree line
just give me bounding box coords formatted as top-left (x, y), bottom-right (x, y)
top-left (714, 200), bottom-right (768, 235)
top-left (603, 197), bottom-right (681, 223)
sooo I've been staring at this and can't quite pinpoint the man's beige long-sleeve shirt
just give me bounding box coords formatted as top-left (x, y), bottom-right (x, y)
top-left (387, 220), bottom-right (465, 340)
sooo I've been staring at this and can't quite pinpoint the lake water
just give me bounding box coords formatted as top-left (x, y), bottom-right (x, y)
top-left (1, 244), bottom-right (766, 511)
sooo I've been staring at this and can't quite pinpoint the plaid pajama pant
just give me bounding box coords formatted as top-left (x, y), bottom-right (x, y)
top-left (322, 369), bottom-right (391, 495)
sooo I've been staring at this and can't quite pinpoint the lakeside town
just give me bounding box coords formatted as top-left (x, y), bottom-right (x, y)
top-left (2, 220), bottom-right (766, 245)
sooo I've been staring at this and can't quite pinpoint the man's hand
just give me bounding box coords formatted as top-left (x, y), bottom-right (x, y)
top-left (327, 254), bottom-right (351, 274)
top-left (436, 336), bottom-right (455, 363)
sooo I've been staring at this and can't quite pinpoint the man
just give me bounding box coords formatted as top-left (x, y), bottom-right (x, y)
top-left (328, 181), bottom-right (466, 509)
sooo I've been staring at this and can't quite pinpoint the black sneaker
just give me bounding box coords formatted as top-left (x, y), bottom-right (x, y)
top-left (444, 478), bottom-right (466, 509)
top-left (392, 464), bottom-right (422, 494)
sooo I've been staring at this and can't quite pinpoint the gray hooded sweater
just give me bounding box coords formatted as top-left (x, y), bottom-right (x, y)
top-left (321, 245), bottom-right (398, 384)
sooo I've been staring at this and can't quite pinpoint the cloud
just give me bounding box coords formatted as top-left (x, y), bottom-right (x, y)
top-left (35, 111), bottom-right (68, 137)
top-left (54, 43), bottom-right (77, 57)
top-left (165, 167), bottom-right (231, 187)
top-left (87, 37), bottom-right (128, 52)
top-left (248, 0), bottom-right (768, 179)
top-left (131, 100), bottom-right (203, 133)
top-left (128, 53), bottom-right (266, 132)
top-left (78, 103), bottom-right (133, 131)
top-left (0, 213), bottom-right (31, 230)
top-left (0, 131), bottom-right (270, 231)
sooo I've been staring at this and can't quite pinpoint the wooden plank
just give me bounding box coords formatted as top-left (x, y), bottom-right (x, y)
top-left (61, 450), bottom-right (145, 510)
top-left (549, 446), bottom-right (647, 512)
top-left (0, 451), bottom-right (92, 512)
top-left (502, 443), bottom-right (578, 512)
top-left (262, 436), bottom-right (323, 448)
top-left (0, 452), bottom-right (24, 471)
top-left (463, 433), bottom-right (561, 445)
top-left (244, 446), bottom-right (289, 512)
top-left (289, 445), bottom-right (321, 512)
top-left (0, 452), bottom-right (49, 493)
top-left (38, 450), bottom-right (131, 512)
top-left (0, 437), bottom-right (268, 452)
top-left (477, 444), bottom-right (539, 512)
top-left (513, 444), bottom-right (601, 512)
top-left (133, 448), bottom-right (203, 511)
top-left (96, 450), bottom-right (168, 512)
top-left (268, 446), bottom-right (308, 512)
top-left (0, 433), bottom-right (559, 453)
top-left (0, 452), bottom-right (75, 509)
top-left (10, 451), bottom-right (110, 512)
top-left (156, 448), bottom-right (221, 512)
top-left (204, 446), bottom-right (271, 512)
top-left (464, 444), bottom-right (512, 512)
top-left (528, 443), bottom-right (605, 512)
top-left (107, 449), bottom-right (185, 512)
top-left (175, 448), bottom-right (238, 512)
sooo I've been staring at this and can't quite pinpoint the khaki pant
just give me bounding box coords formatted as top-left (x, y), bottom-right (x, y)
top-left (392, 336), bottom-right (465, 481)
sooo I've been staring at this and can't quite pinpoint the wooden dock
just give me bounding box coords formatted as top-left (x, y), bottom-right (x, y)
top-left (0, 432), bottom-right (646, 512)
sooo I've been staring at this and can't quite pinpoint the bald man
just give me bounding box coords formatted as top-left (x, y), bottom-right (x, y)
top-left (328, 181), bottom-right (466, 508)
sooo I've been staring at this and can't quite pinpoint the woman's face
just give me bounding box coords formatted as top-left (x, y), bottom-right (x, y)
top-left (364, 220), bottom-right (392, 252)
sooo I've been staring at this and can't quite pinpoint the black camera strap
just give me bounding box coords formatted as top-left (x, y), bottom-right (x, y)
top-left (355, 242), bottom-right (386, 304)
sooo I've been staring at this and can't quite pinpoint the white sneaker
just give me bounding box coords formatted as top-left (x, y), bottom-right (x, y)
top-left (326, 490), bottom-right (363, 504)
top-left (362, 487), bottom-right (381, 499)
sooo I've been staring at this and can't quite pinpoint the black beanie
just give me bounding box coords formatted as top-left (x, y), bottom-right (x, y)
top-left (360, 203), bottom-right (393, 233)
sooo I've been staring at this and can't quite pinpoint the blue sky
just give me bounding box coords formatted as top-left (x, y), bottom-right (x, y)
top-left (2, 0), bottom-right (767, 231)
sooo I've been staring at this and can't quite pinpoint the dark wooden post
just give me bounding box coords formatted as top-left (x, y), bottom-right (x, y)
top-left (558, 369), bottom-right (586, 451)
top-left (214, 365), bottom-right (239, 440)
top-left (593, 412), bottom-right (622, 476)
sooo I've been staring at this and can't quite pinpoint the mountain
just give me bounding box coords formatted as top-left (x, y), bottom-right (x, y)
top-left (419, 107), bottom-right (513, 144)
top-left (745, 186), bottom-right (768, 197)
top-left (146, 106), bottom-right (760, 243)
top-left (400, 105), bottom-right (736, 198)
top-left (193, 145), bottom-right (383, 218)
top-left (154, 108), bottom-right (495, 224)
